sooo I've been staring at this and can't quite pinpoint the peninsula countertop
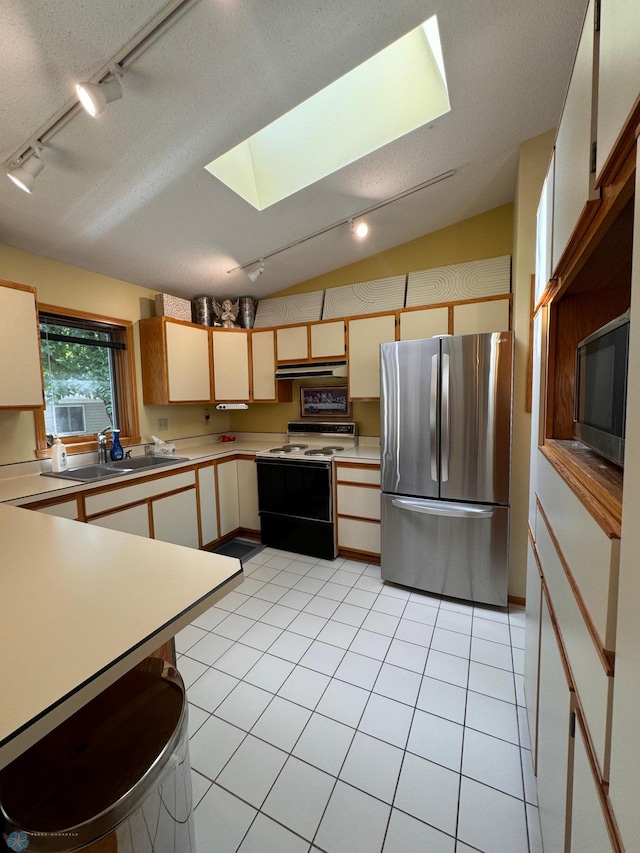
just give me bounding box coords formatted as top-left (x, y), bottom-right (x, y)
top-left (0, 503), bottom-right (242, 770)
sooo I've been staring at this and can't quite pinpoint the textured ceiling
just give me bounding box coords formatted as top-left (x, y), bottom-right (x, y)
top-left (0, 0), bottom-right (587, 300)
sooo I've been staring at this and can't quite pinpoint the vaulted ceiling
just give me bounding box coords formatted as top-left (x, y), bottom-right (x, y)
top-left (0, 0), bottom-right (586, 300)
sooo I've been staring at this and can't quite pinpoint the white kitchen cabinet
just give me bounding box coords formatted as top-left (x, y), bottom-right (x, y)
top-left (310, 321), bottom-right (346, 358)
top-left (88, 503), bottom-right (151, 537)
top-left (197, 463), bottom-right (219, 547)
top-left (212, 329), bottom-right (250, 401)
top-left (237, 458), bottom-right (259, 530)
top-left (595, 0), bottom-right (640, 182)
top-left (36, 498), bottom-right (80, 520)
top-left (536, 592), bottom-right (574, 853)
top-left (217, 458), bottom-right (240, 536)
top-left (152, 488), bottom-right (199, 548)
top-left (524, 538), bottom-right (542, 766)
top-left (276, 325), bottom-right (309, 361)
top-left (552, 0), bottom-right (598, 274)
top-left (139, 317), bottom-right (212, 404)
top-left (452, 298), bottom-right (510, 335)
top-left (569, 714), bottom-right (615, 853)
top-left (399, 307), bottom-right (448, 340)
top-left (347, 314), bottom-right (396, 399)
top-left (0, 281), bottom-right (43, 409)
top-left (535, 154), bottom-right (555, 303)
top-left (251, 329), bottom-right (277, 401)
top-left (336, 462), bottom-right (381, 557)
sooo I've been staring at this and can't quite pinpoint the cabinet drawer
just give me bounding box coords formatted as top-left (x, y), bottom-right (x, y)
top-left (84, 470), bottom-right (196, 516)
top-left (335, 464), bottom-right (380, 485)
top-left (337, 517), bottom-right (380, 555)
top-left (535, 503), bottom-right (613, 778)
top-left (337, 484), bottom-right (380, 520)
top-left (88, 504), bottom-right (151, 537)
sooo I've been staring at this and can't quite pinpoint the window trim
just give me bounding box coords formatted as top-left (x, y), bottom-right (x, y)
top-left (34, 304), bottom-right (140, 458)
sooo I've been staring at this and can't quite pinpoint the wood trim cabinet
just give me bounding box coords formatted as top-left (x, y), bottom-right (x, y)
top-left (336, 462), bottom-right (381, 559)
top-left (139, 316), bottom-right (212, 404)
top-left (211, 328), bottom-right (250, 402)
top-left (0, 280), bottom-right (43, 410)
top-left (347, 314), bottom-right (396, 400)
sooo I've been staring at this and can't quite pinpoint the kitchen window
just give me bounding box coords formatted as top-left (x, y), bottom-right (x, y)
top-left (34, 305), bottom-right (140, 457)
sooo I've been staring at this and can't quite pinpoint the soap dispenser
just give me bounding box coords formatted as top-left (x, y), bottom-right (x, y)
top-left (110, 428), bottom-right (124, 461)
top-left (51, 438), bottom-right (68, 473)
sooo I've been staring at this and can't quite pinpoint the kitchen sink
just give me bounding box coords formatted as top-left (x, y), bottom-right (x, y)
top-left (41, 456), bottom-right (190, 483)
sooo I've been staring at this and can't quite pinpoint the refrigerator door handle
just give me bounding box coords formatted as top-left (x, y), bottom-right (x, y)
top-left (391, 497), bottom-right (494, 519)
top-left (441, 352), bottom-right (450, 482)
top-left (430, 354), bottom-right (438, 482)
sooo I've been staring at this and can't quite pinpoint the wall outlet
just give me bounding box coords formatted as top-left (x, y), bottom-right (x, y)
top-left (157, 418), bottom-right (169, 431)
top-left (204, 408), bottom-right (210, 423)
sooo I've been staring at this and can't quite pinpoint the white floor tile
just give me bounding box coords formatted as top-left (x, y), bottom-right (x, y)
top-left (316, 620), bottom-right (359, 649)
top-left (260, 603), bottom-right (299, 629)
top-left (175, 624), bottom-right (208, 654)
top-left (473, 604), bottom-right (509, 624)
top-left (430, 627), bottom-right (471, 659)
top-left (331, 569), bottom-right (359, 587)
top-left (239, 621), bottom-right (283, 652)
top-left (266, 556), bottom-right (296, 571)
top-left (268, 630), bottom-right (314, 663)
top-left (424, 650), bottom-right (469, 689)
top-left (275, 590), bottom-right (314, 613)
top-left (509, 607), bottom-right (526, 628)
top-left (187, 703), bottom-right (210, 739)
top-left (318, 582), bottom-right (350, 601)
top-left (439, 596), bottom-right (474, 615)
top-left (294, 576), bottom-right (327, 595)
top-left (251, 696), bottom-right (311, 751)
top-left (349, 628), bottom-right (392, 661)
top-left (383, 809), bottom-right (455, 853)
top-left (307, 565), bottom-right (338, 581)
top-left (188, 668), bottom-right (239, 713)
top-left (435, 609), bottom-right (472, 635)
top-left (318, 556), bottom-right (345, 568)
top-left (372, 594), bottom-right (407, 617)
top-left (234, 596), bottom-right (275, 621)
top-left (527, 803), bottom-right (544, 853)
top-left (465, 690), bottom-right (520, 745)
top-left (393, 618), bottom-right (433, 647)
top-left (316, 678), bottom-right (370, 727)
top-left (361, 610), bottom-right (401, 637)
top-left (344, 587), bottom-right (378, 609)
top-left (262, 756), bottom-right (335, 842)
top-left (248, 565), bottom-right (284, 584)
top-left (216, 734), bottom-right (288, 807)
top-left (284, 559), bottom-right (316, 576)
top-left (304, 595), bottom-right (340, 618)
top-left (332, 602), bottom-right (369, 628)
top-left (176, 656), bottom-right (209, 689)
top-left (416, 676), bottom-right (467, 725)
top-left (407, 709), bottom-right (463, 772)
top-left (472, 615), bottom-right (512, 645)
top-left (385, 638), bottom-right (429, 673)
top-left (273, 570), bottom-right (305, 589)
top-left (244, 550), bottom-right (272, 566)
top-left (512, 647), bottom-right (525, 675)
top-left (211, 612), bottom-right (256, 641)
top-left (340, 731), bottom-right (403, 803)
top-left (468, 661), bottom-right (515, 703)
top-left (288, 611), bottom-right (328, 638)
top-left (521, 747), bottom-right (538, 805)
top-left (214, 681), bottom-right (273, 731)
top-left (517, 705), bottom-right (532, 750)
top-left (187, 632), bottom-right (234, 666)
top-left (354, 575), bottom-right (386, 593)
top-left (278, 666), bottom-right (331, 710)
top-left (213, 643), bottom-right (263, 679)
top-left (515, 673), bottom-right (526, 706)
top-left (235, 577), bottom-right (266, 596)
top-left (253, 582), bottom-right (288, 603)
top-left (238, 813), bottom-right (309, 853)
top-left (457, 776), bottom-right (528, 853)
top-left (280, 550), bottom-right (317, 564)
top-left (380, 584), bottom-right (412, 601)
top-left (189, 715), bottom-right (245, 779)
top-left (299, 640), bottom-right (346, 676)
top-left (394, 752), bottom-right (460, 836)
top-left (293, 713), bottom-right (355, 775)
top-left (191, 606), bottom-right (229, 632)
top-left (471, 636), bottom-right (514, 671)
top-left (244, 653), bottom-right (295, 693)
top-left (374, 663), bottom-right (422, 706)
top-left (315, 780), bottom-right (391, 853)
top-left (191, 769), bottom-right (212, 808)
top-left (194, 783), bottom-right (256, 851)
top-left (215, 590), bottom-right (250, 612)
top-left (341, 558), bottom-right (368, 574)
top-left (359, 693), bottom-right (413, 748)
top-left (402, 601), bottom-right (439, 625)
top-left (334, 651), bottom-right (382, 689)
top-left (462, 728), bottom-right (524, 798)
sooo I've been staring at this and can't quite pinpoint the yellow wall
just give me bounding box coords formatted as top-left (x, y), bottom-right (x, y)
top-left (0, 245), bottom-right (229, 464)
top-left (229, 203), bottom-right (514, 435)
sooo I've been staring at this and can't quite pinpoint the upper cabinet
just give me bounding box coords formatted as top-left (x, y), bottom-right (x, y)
top-left (552, 0), bottom-right (599, 274)
top-left (451, 298), bottom-right (510, 336)
top-left (139, 316), bottom-right (212, 404)
top-left (596, 0), bottom-right (640, 182)
top-left (251, 329), bottom-right (277, 401)
top-left (399, 306), bottom-right (448, 340)
top-left (0, 281), bottom-right (43, 410)
top-left (348, 314), bottom-right (396, 400)
top-left (536, 154), bottom-right (555, 303)
top-left (211, 329), bottom-right (250, 402)
top-left (309, 320), bottom-right (346, 359)
top-left (276, 325), bottom-right (308, 361)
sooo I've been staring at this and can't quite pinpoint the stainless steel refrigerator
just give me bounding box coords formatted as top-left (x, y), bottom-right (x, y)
top-left (380, 332), bottom-right (513, 607)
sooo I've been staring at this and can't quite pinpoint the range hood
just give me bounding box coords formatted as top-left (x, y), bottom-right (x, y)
top-left (275, 360), bottom-right (348, 380)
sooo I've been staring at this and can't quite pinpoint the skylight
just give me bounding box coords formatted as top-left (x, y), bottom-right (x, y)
top-left (205, 15), bottom-right (450, 211)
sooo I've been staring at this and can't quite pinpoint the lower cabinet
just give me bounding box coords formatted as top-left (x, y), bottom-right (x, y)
top-left (569, 714), bottom-right (616, 853)
top-left (152, 488), bottom-right (199, 548)
top-left (197, 462), bottom-right (219, 547)
top-left (336, 462), bottom-right (381, 558)
top-left (524, 538), bottom-right (542, 764)
top-left (217, 458), bottom-right (240, 537)
top-left (88, 503), bottom-right (151, 537)
top-left (237, 458), bottom-right (259, 531)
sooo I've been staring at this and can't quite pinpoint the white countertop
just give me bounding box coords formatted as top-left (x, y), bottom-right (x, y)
top-left (0, 503), bottom-right (242, 770)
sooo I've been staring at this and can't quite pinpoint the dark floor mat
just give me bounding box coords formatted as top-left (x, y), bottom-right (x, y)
top-left (210, 538), bottom-right (265, 563)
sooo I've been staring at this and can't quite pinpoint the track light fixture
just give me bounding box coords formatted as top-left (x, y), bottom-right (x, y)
top-left (76, 69), bottom-right (123, 117)
top-left (7, 147), bottom-right (44, 194)
top-left (246, 260), bottom-right (265, 283)
top-left (349, 219), bottom-right (369, 239)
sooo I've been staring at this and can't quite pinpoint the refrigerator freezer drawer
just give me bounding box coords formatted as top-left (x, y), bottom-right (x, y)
top-left (381, 493), bottom-right (509, 607)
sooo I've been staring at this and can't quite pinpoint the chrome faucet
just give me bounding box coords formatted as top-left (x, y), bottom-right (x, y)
top-left (97, 428), bottom-right (110, 464)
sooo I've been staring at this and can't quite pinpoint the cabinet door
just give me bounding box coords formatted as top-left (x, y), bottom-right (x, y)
top-left (399, 307), bottom-right (448, 340)
top-left (152, 488), bottom-right (199, 548)
top-left (237, 458), bottom-right (259, 530)
top-left (347, 314), bottom-right (396, 399)
top-left (596, 0), bottom-right (640, 181)
top-left (452, 298), bottom-right (510, 335)
top-left (89, 504), bottom-right (151, 537)
top-left (310, 321), bottom-right (346, 358)
top-left (337, 518), bottom-right (381, 555)
top-left (251, 330), bottom-right (277, 401)
top-left (552, 0), bottom-right (598, 273)
top-left (212, 330), bottom-right (250, 401)
top-left (36, 499), bottom-right (80, 520)
top-left (197, 463), bottom-right (219, 546)
top-left (524, 539), bottom-right (542, 765)
top-left (535, 154), bottom-right (555, 303)
top-left (217, 459), bottom-right (239, 536)
top-left (166, 321), bottom-right (211, 402)
top-left (537, 593), bottom-right (573, 853)
top-left (276, 325), bottom-right (309, 361)
top-left (337, 484), bottom-right (381, 520)
top-left (0, 282), bottom-right (43, 409)
top-left (569, 714), bottom-right (615, 853)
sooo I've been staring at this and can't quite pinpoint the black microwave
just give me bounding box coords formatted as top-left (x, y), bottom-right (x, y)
top-left (574, 310), bottom-right (630, 467)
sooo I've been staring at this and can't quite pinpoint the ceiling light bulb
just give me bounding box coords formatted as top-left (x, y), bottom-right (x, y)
top-left (355, 221), bottom-right (369, 238)
top-left (7, 151), bottom-right (44, 194)
top-left (76, 74), bottom-right (123, 117)
top-left (246, 260), bottom-right (265, 283)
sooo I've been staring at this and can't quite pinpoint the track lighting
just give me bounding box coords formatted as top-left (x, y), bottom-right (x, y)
top-left (246, 260), bottom-right (265, 283)
top-left (350, 219), bottom-right (369, 239)
top-left (76, 70), bottom-right (123, 117)
top-left (7, 148), bottom-right (44, 194)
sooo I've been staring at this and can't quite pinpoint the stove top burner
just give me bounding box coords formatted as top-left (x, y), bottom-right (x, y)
top-left (284, 444), bottom-right (308, 451)
top-left (305, 449), bottom-right (333, 456)
top-left (322, 445), bottom-right (344, 451)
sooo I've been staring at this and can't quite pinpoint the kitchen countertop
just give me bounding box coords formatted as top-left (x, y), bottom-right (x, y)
top-left (0, 503), bottom-right (242, 770)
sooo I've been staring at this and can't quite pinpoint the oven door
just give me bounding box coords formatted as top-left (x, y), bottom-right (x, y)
top-left (256, 457), bottom-right (332, 521)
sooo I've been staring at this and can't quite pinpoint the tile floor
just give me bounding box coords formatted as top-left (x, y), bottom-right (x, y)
top-left (176, 547), bottom-right (541, 853)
